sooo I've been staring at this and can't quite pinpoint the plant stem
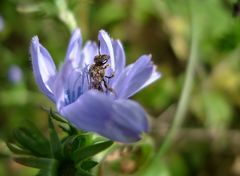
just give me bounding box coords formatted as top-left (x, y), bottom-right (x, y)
top-left (157, 1), bottom-right (199, 157)
top-left (55, 0), bottom-right (77, 32)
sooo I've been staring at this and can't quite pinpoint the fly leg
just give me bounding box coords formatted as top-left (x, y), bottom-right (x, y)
top-left (93, 82), bottom-right (104, 92)
top-left (102, 63), bottom-right (110, 69)
top-left (103, 78), bottom-right (116, 96)
top-left (104, 69), bottom-right (115, 95)
top-left (97, 83), bottom-right (104, 92)
top-left (105, 71), bottom-right (115, 79)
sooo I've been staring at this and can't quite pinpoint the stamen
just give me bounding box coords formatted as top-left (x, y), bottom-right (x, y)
top-left (64, 67), bottom-right (89, 105)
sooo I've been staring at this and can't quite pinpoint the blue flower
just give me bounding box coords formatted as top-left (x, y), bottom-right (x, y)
top-left (8, 65), bottom-right (23, 84)
top-left (30, 28), bottom-right (161, 143)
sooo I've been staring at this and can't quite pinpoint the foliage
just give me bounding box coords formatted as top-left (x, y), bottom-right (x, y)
top-left (7, 110), bottom-right (113, 176)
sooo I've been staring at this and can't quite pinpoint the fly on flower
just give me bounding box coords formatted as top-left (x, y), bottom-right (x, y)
top-left (88, 42), bottom-right (115, 94)
top-left (30, 28), bottom-right (161, 143)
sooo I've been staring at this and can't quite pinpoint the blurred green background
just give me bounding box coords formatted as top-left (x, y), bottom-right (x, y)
top-left (1, 0), bottom-right (240, 175)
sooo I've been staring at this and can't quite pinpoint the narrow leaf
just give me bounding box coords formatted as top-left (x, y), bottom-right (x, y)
top-left (81, 160), bottom-right (98, 171)
top-left (14, 127), bottom-right (51, 157)
top-left (49, 109), bottom-right (68, 124)
top-left (7, 143), bottom-right (31, 155)
top-left (58, 124), bottom-right (71, 133)
top-left (48, 116), bottom-right (62, 159)
top-left (74, 140), bottom-right (113, 163)
top-left (14, 156), bottom-right (57, 170)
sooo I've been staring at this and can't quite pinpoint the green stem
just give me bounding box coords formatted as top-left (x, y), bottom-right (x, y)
top-left (54, 0), bottom-right (77, 32)
top-left (157, 1), bottom-right (199, 157)
top-left (137, 2), bottom-right (200, 175)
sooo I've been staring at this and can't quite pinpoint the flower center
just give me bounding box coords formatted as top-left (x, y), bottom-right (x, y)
top-left (64, 66), bottom-right (89, 105)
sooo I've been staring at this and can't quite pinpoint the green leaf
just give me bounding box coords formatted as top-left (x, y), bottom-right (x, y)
top-left (76, 168), bottom-right (94, 176)
top-left (6, 143), bottom-right (31, 155)
top-left (73, 140), bottom-right (113, 163)
top-left (14, 156), bottom-right (57, 170)
top-left (80, 160), bottom-right (98, 171)
top-left (48, 116), bottom-right (62, 159)
top-left (13, 127), bottom-right (51, 157)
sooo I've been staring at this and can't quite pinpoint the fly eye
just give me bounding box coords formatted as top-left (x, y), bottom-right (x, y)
top-left (102, 60), bottom-right (107, 64)
top-left (102, 59), bottom-right (108, 64)
top-left (101, 55), bottom-right (109, 63)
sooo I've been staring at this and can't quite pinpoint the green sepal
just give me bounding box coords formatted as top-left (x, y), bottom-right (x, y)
top-left (6, 143), bottom-right (31, 155)
top-left (62, 135), bottom-right (77, 158)
top-left (63, 134), bottom-right (90, 158)
top-left (13, 127), bottom-right (51, 157)
top-left (49, 109), bottom-right (78, 135)
top-left (58, 124), bottom-right (71, 134)
top-left (49, 109), bottom-right (67, 124)
top-left (14, 156), bottom-right (58, 170)
top-left (80, 160), bottom-right (98, 171)
top-left (58, 124), bottom-right (78, 136)
top-left (48, 116), bottom-right (63, 159)
top-left (73, 140), bottom-right (113, 163)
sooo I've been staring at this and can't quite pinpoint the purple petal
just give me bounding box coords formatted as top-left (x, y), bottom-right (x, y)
top-left (54, 59), bottom-right (88, 111)
top-left (98, 30), bottom-right (115, 70)
top-left (53, 60), bottom-right (74, 110)
top-left (81, 41), bottom-right (98, 66)
top-left (61, 90), bottom-right (148, 143)
top-left (30, 36), bottom-right (57, 102)
top-left (8, 65), bottom-right (23, 84)
top-left (111, 63), bottom-right (132, 95)
top-left (111, 40), bottom-right (126, 80)
top-left (66, 28), bottom-right (81, 56)
top-left (113, 99), bottom-right (148, 133)
top-left (65, 28), bottom-right (82, 68)
top-left (113, 55), bottom-right (158, 98)
top-left (138, 66), bottom-right (161, 91)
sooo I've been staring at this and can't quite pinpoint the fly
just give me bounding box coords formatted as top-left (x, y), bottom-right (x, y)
top-left (88, 42), bottom-right (115, 94)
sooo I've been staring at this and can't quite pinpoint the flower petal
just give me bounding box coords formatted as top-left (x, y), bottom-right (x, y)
top-left (113, 55), bottom-right (159, 98)
top-left (53, 61), bottom-right (73, 111)
top-left (53, 60), bottom-right (89, 111)
top-left (113, 99), bottom-right (149, 133)
top-left (61, 90), bottom-right (148, 143)
top-left (112, 40), bottom-right (125, 73)
top-left (111, 40), bottom-right (126, 82)
top-left (81, 41), bottom-right (98, 66)
top-left (98, 30), bottom-right (115, 70)
top-left (30, 36), bottom-right (57, 102)
top-left (65, 28), bottom-right (82, 68)
top-left (138, 66), bottom-right (161, 91)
